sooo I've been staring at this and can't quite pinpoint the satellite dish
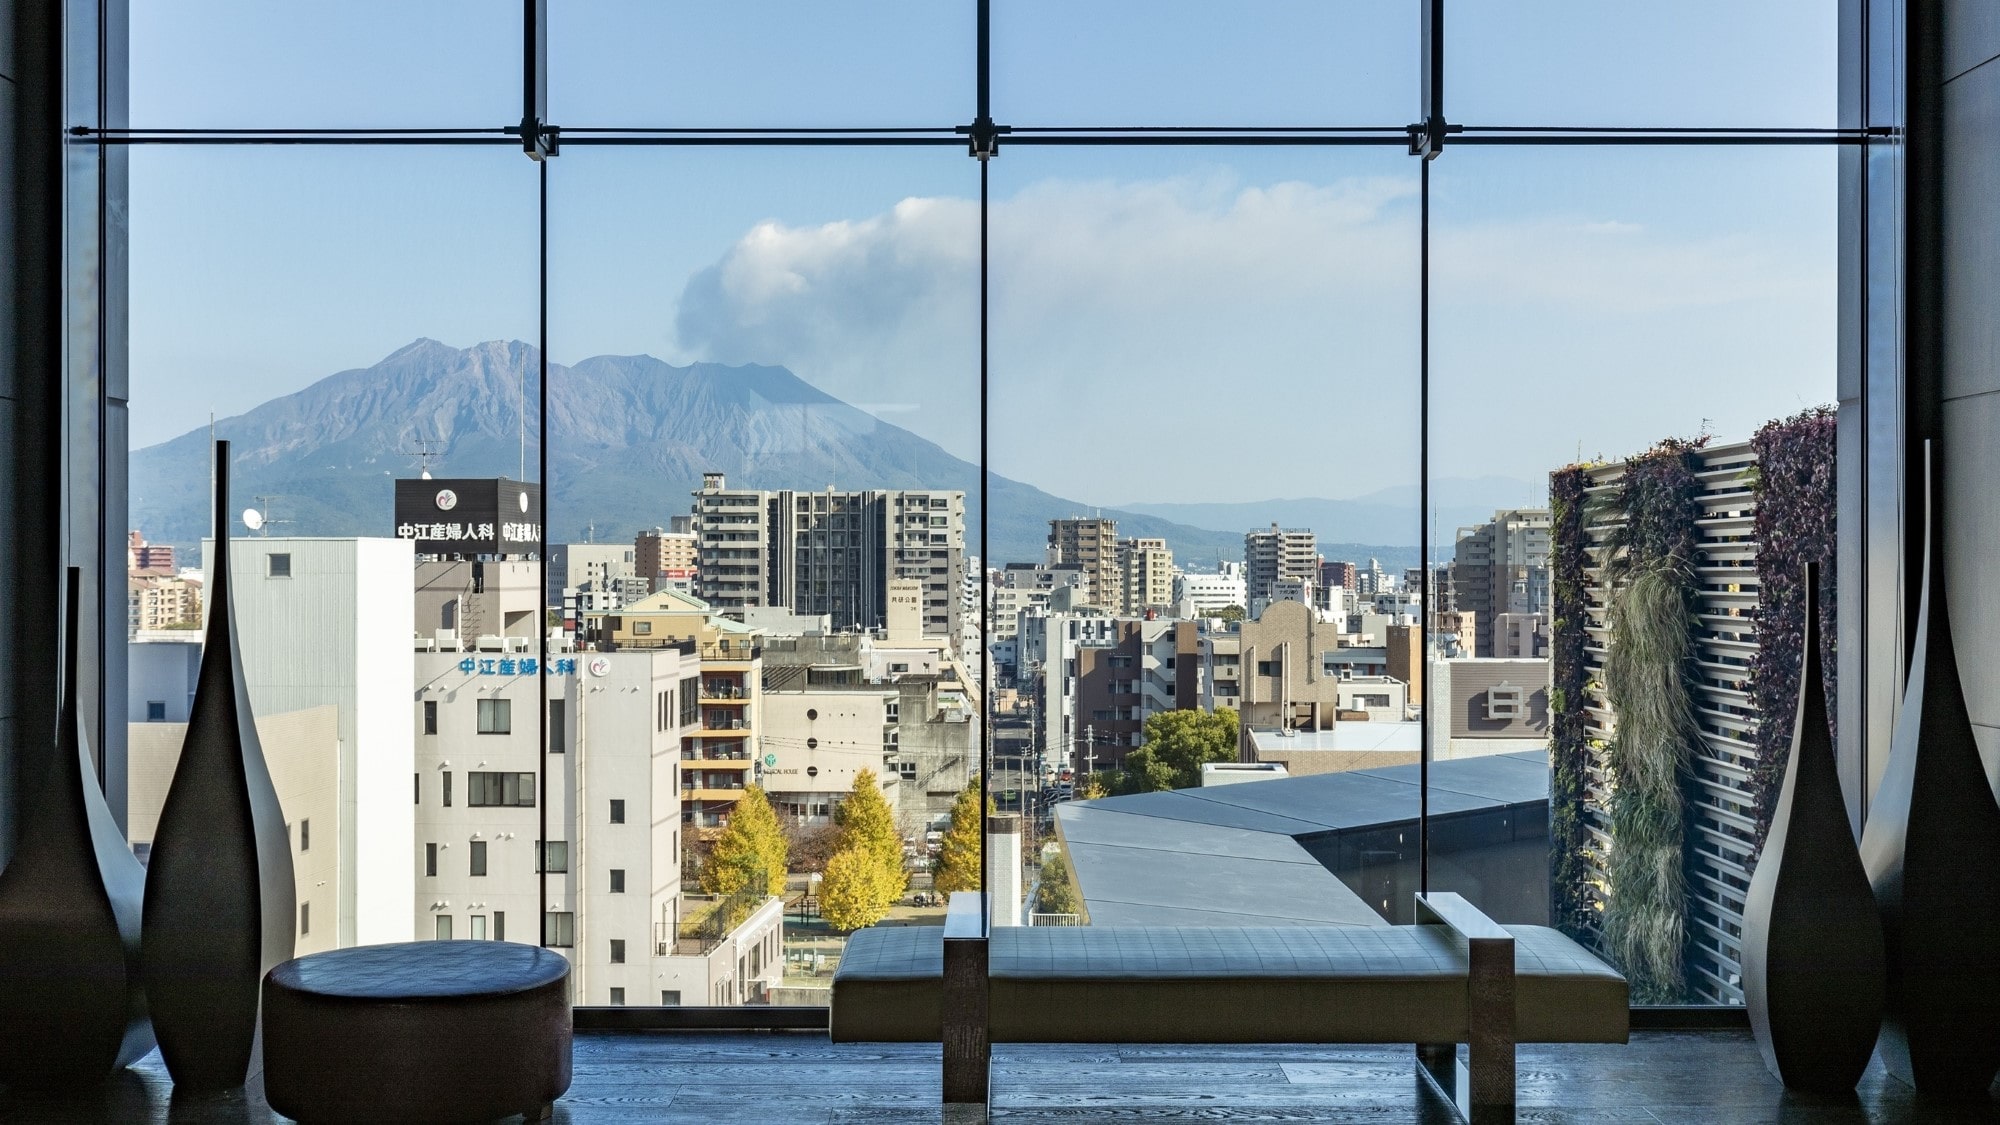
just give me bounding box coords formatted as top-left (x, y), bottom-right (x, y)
top-left (242, 508), bottom-right (265, 531)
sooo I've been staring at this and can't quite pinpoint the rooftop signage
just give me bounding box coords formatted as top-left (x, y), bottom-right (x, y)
top-left (393, 478), bottom-right (543, 557)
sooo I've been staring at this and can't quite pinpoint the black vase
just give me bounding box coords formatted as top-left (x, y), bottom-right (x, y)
top-left (1741, 561), bottom-right (1884, 1093)
top-left (0, 569), bottom-right (156, 1087)
top-left (141, 440), bottom-right (297, 1089)
top-left (1857, 440), bottom-right (2000, 1098)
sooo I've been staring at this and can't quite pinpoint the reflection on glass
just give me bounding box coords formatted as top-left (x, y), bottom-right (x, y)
top-left (991, 148), bottom-right (1422, 929)
top-left (994, 0), bottom-right (1414, 127)
top-left (552, 1), bottom-right (970, 128)
top-left (1425, 147), bottom-right (1837, 1005)
top-left (124, 147), bottom-right (537, 964)
top-left (548, 149), bottom-right (978, 1005)
top-left (129, 2), bottom-right (516, 128)
top-left (1449, 0), bottom-right (1837, 128)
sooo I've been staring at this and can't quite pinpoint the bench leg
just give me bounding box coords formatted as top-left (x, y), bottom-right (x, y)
top-left (942, 932), bottom-right (988, 1113)
top-left (1416, 1043), bottom-right (1514, 1125)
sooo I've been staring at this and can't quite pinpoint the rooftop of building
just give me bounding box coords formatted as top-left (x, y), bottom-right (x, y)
top-left (1053, 751), bottom-right (1547, 929)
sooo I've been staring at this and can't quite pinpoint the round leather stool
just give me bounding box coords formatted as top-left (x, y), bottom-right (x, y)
top-left (262, 941), bottom-right (571, 1123)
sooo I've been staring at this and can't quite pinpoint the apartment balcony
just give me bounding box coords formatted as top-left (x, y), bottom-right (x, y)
top-left (698, 716), bottom-right (752, 736)
top-left (682, 744), bottom-right (753, 763)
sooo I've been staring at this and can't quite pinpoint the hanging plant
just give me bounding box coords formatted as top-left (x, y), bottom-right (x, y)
top-left (1746, 406), bottom-right (1838, 850)
top-left (1548, 465), bottom-right (1595, 939)
top-left (1598, 437), bottom-right (1707, 1005)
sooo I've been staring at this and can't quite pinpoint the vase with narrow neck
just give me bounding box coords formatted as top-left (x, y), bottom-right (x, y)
top-left (0, 569), bottom-right (157, 1086)
top-left (1740, 561), bottom-right (1884, 1093)
top-left (140, 440), bottom-right (297, 1089)
top-left (1857, 440), bottom-right (2000, 1098)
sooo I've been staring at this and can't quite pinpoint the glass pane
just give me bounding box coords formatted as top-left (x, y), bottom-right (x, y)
top-left (1449, 1), bottom-right (1838, 128)
top-left (995, 1), bottom-right (1416, 127)
top-left (992, 148), bottom-right (1422, 930)
top-left (124, 146), bottom-right (538, 961)
top-left (550, 147), bottom-right (978, 1005)
top-left (552, 2), bottom-right (972, 128)
top-left (129, 2), bottom-right (516, 129)
top-left (1425, 146), bottom-right (1838, 1006)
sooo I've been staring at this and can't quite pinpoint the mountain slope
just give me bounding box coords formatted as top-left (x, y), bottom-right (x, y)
top-left (131, 340), bottom-right (1288, 566)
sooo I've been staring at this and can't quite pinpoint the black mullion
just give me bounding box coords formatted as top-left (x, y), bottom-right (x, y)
top-left (537, 156), bottom-right (550, 946)
top-left (1418, 158), bottom-right (1431, 898)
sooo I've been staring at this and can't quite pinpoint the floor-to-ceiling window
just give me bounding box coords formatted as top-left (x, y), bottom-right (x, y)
top-left (84, 0), bottom-right (1869, 1019)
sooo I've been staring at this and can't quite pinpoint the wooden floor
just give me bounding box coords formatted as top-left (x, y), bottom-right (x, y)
top-left (3, 1030), bottom-right (1997, 1123)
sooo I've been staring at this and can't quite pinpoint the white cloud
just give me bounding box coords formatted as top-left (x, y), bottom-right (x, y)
top-left (672, 169), bottom-right (1831, 504)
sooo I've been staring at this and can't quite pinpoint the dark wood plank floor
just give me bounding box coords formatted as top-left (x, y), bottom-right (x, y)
top-left (2, 1031), bottom-right (1996, 1123)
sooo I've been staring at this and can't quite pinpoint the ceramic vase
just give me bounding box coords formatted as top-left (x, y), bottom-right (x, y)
top-left (141, 440), bottom-right (297, 1088)
top-left (1857, 440), bottom-right (2000, 1098)
top-left (1741, 561), bottom-right (1884, 1093)
top-left (0, 569), bottom-right (156, 1087)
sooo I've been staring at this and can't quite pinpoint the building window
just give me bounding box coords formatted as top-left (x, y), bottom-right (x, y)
top-left (423, 700), bottom-right (437, 734)
top-left (609, 987), bottom-right (626, 1006)
top-left (548, 699), bottom-right (566, 754)
top-left (661, 990), bottom-right (681, 1006)
top-left (470, 914), bottom-right (488, 940)
top-left (493, 912), bottom-right (505, 942)
top-left (414, 772), bottom-right (421, 804)
top-left (267, 553), bottom-right (291, 578)
top-left (425, 843), bottom-right (437, 878)
top-left (468, 771), bottom-right (536, 807)
top-left (1257, 660), bottom-right (1278, 676)
top-left (477, 697), bottom-right (512, 735)
top-left (442, 771), bottom-right (453, 807)
top-left (146, 700), bottom-right (166, 722)
top-left (539, 841), bottom-right (568, 873)
top-left (436, 915), bottom-right (453, 941)
top-left (299, 902), bottom-right (309, 937)
top-left (633, 620), bottom-right (652, 635)
top-left (609, 939), bottom-right (626, 964)
top-left (543, 912), bottom-right (575, 948)
top-left (609, 869), bottom-right (626, 894)
top-left (679, 677), bottom-right (701, 726)
top-left (469, 839), bottom-right (487, 877)
top-left (609, 799), bottom-right (625, 824)
top-left (299, 819), bottom-right (309, 852)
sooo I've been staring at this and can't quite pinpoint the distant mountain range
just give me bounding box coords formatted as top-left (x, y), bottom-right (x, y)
top-left (130, 341), bottom-right (1520, 570)
top-left (1118, 477), bottom-right (1547, 554)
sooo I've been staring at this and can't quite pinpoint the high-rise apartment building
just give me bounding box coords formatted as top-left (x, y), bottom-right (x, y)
top-left (1115, 537), bottom-right (1174, 614)
top-left (1244, 524), bottom-right (1317, 610)
top-left (128, 530), bottom-right (175, 574)
top-left (635, 526), bottom-right (698, 586)
top-left (692, 474), bottom-right (965, 638)
top-left (1047, 518), bottom-right (1121, 612)
top-left (128, 572), bottom-right (202, 635)
top-left (1320, 559), bottom-right (1358, 595)
top-left (1449, 508), bottom-right (1552, 658)
top-left (548, 542), bottom-right (636, 607)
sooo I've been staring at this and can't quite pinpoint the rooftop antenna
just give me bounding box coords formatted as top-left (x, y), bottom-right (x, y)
top-left (403, 436), bottom-right (446, 480)
top-left (244, 495), bottom-right (290, 537)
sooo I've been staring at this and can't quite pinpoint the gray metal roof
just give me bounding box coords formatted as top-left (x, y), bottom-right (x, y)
top-left (1053, 751), bottom-right (1548, 929)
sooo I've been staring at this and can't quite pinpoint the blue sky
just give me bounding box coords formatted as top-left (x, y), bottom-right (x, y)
top-left (125, 2), bottom-right (1839, 505)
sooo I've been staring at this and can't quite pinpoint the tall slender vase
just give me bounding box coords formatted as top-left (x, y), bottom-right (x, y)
top-left (1857, 440), bottom-right (2000, 1098)
top-left (1741, 562), bottom-right (1884, 1093)
top-left (0, 569), bottom-right (156, 1087)
top-left (141, 440), bottom-right (297, 1089)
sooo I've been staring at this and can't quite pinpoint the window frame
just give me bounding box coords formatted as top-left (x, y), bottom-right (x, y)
top-left (54, 0), bottom-right (1896, 1031)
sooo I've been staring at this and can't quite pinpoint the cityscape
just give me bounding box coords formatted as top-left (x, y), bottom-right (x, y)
top-left (122, 366), bottom-right (1830, 1010)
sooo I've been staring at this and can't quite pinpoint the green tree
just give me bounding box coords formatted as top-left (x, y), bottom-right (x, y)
top-left (1032, 849), bottom-right (1083, 916)
top-left (837, 768), bottom-right (907, 898)
top-left (819, 845), bottom-right (894, 931)
top-left (700, 784), bottom-right (788, 896)
top-left (932, 780), bottom-right (992, 895)
top-left (1118, 708), bottom-right (1240, 793)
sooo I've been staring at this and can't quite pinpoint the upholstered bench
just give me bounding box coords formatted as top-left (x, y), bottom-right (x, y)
top-left (832, 893), bottom-right (1627, 1123)
top-left (261, 941), bottom-right (573, 1124)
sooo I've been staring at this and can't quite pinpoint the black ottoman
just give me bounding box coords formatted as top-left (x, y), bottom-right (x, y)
top-left (262, 941), bottom-right (571, 1123)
